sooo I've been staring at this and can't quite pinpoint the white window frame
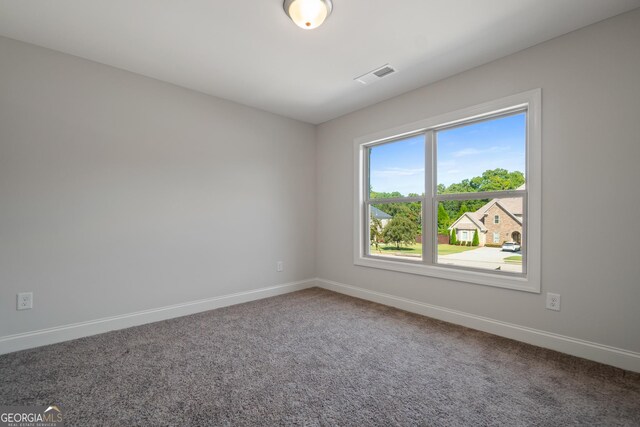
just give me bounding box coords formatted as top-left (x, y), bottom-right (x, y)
top-left (493, 232), bottom-right (500, 244)
top-left (353, 89), bottom-right (541, 293)
top-left (494, 215), bottom-right (500, 224)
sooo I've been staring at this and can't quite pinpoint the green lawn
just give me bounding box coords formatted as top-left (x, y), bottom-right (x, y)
top-left (370, 243), bottom-right (422, 256)
top-left (370, 243), bottom-right (479, 257)
top-left (437, 244), bottom-right (479, 256)
top-left (504, 255), bottom-right (523, 263)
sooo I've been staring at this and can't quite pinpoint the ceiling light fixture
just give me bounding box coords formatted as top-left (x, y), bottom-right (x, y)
top-left (283, 0), bottom-right (333, 30)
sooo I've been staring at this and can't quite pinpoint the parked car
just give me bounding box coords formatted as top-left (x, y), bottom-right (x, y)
top-left (501, 242), bottom-right (521, 252)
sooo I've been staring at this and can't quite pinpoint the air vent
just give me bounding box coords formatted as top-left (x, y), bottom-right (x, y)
top-left (355, 64), bottom-right (396, 85)
top-left (373, 66), bottom-right (395, 78)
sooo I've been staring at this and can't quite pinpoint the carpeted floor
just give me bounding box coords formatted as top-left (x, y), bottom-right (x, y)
top-left (1, 288), bottom-right (639, 426)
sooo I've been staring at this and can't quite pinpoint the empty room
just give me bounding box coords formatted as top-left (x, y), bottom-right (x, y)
top-left (1, 1), bottom-right (639, 425)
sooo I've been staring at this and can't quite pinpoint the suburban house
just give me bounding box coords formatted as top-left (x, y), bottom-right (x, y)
top-left (370, 206), bottom-right (392, 228)
top-left (449, 185), bottom-right (524, 246)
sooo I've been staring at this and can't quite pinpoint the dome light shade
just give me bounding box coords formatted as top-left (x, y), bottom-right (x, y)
top-left (284, 0), bottom-right (333, 30)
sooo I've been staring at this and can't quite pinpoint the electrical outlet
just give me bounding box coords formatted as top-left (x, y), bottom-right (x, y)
top-left (276, 261), bottom-right (284, 272)
top-left (546, 293), bottom-right (560, 311)
top-left (17, 292), bottom-right (33, 310)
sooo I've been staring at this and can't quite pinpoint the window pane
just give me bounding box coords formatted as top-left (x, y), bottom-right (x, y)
top-left (437, 196), bottom-right (524, 274)
top-left (436, 113), bottom-right (526, 195)
top-left (370, 134), bottom-right (425, 198)
top-left (369, 202), bottom-right (422, 261)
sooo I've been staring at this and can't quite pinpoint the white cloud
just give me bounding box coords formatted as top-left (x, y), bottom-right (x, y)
top-left (452, 146), bottom-right (509, 158)
top-left (372, 167), bottom-right (424, 178)
top-left (452, 148), bottom-right (481, 157)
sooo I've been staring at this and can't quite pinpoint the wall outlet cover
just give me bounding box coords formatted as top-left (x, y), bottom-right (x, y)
top-left (546, 293), bottom-right (561, 311)
top-left (17, 292), bottom-right (33, 310)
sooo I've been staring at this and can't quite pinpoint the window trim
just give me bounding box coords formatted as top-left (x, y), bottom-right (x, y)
top-left (494, 215), bottom-right (500, 224)
top-left (353, 89), bottom-right (541, 293)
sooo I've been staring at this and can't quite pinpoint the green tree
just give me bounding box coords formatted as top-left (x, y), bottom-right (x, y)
top-left (383, 216), bottom-right (418, 249)
top-left (472, 229), bottom-right (480, 246)
top-left (370, 190), bottom-right (404, 200)
top-left (437, 202), bottom-right (451, 234)
top-left (373, 168), bottom-right (524, 235)
top-left (450, 228), bottom-right (458, 245)
top-left (374, 201), bottom-right (422, 227)
top-left (457, 201), bottom-right (482, 219)
top-left (438, 168), bottom-right (525, 222)
top-left (370, 217), bottom-right (384, 251)
top-left (473, 168), bottom-right (525, 192)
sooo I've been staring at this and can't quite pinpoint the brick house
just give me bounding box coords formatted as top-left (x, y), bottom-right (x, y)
top-left (448, 186), bottom-right (523, 246)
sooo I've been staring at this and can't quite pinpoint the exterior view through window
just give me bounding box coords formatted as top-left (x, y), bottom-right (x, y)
top-left (369, 134), bottom-right (424, 261)
top-left (366, 111), bottom-right (527, 275)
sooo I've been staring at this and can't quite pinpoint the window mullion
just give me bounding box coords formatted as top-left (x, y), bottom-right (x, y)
top-left (363, 147), bottom-right (370, 257)
top-left (423, 131), bottom-right (434, 265)
top-left (521, 194), bottom-right (528, 275)
top-left (366, 196), bottom-right (423, 204)
top-left (435, 189), bottom-right (527, 202)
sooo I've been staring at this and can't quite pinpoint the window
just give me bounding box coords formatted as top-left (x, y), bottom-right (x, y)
top-left (354, 90), bottom-right (541, 292)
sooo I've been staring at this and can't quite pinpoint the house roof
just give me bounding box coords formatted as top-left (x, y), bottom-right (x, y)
top-left (449, 212), bottom-right (487, 232)
top-left (476, 184), bottom-right (525, 216)
top-left (449, 184), bottom-right (525, 231)
top-left (370, 206), bottom-right (392, 220)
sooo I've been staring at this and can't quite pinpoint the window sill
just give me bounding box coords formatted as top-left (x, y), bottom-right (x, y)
top-left (354, 256), bottom-right (540, 293)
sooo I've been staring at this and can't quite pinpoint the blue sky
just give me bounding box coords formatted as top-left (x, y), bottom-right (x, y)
top-left (370, 134), bottom-right (425, 195)
top-left (369, 113), bottom-right (526, 195)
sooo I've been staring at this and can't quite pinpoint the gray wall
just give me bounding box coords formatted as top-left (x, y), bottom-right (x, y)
top-left (0, 37), bottom-right (316, 337)
top-left (316, 10), bottom-right (640, 353)
top-left (2, 9), bottom-right (639, 356)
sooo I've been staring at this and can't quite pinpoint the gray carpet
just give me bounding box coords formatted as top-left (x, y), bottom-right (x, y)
top-left (1, 288), bottom-right (639, 426)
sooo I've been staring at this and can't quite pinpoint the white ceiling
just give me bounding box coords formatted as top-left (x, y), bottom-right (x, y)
top-left (0, 1), bottom-right (638, 124)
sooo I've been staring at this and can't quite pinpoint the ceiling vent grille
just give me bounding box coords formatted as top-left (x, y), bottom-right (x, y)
top-left (355, 64), bottom-right (396, 85)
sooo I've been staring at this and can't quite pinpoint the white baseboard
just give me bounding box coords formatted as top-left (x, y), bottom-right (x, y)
top-left (5, 277), bottom-right (638, 373)
top-left (315, 278), bottom-right (640, 373)
top-left (0, 279), bottom-right (316, 355)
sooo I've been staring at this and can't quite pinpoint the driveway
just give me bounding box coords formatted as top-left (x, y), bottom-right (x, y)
top-left (438, 247), bottom-right (522, 272)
